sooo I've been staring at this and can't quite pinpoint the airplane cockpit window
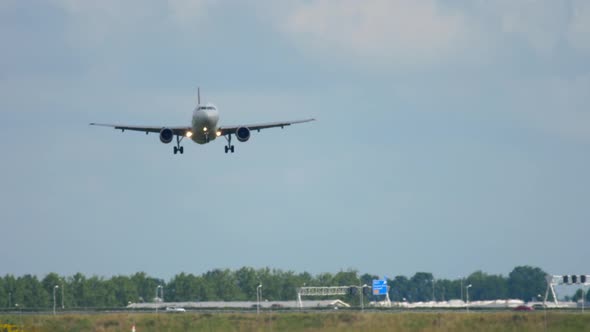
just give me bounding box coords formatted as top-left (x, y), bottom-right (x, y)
top-left (198, 105), bottom-right (216, 111)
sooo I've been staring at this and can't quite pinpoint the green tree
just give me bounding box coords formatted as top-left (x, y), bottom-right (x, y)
top-left (202, 269), bottom-right (240, 301)
top-left (41, 273), bottom-right (64, 309)
top-left (572, 289), bottom-right (584, 302)
top-left (0, 277), bottom-right (6, 308)
top-left (16, 274), bottom-right (48, 308)
top-left (234, 267), bottom-right (258, 301)
top-left (507, 266), bottom-right (547, 301)
top-left (332, 270), bottom-right (358, 286)
top-left (433, 279), bottom-right (458, 301)
top-left (130, 272), bottom-right (161, 303)
top-left (83, 276), bottom-right (111, 307)
top-left (410, 272), bottom-right (434, 302)
top-left (110, 275), bottom-right (138, 305)
top-left (389, 275), bottom-right (410, 302)
top-left (297, 271), bottom-right (314, 288)
top-left (360, 273), bottom-right (380, 287)
top-left (256, 268), bottom-right (280, 301)
top-left (466, 271), bottom-right (508, 301)
top-left (272, 270), bottom-right (300, 300)
top-left (68, 273), bottom-right (86, 307)
top-left (167, 273), bottom-right (206, 302)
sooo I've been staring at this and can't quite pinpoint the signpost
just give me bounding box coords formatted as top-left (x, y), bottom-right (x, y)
top-left (372, 280), bottom-right (388, 295)
top-left (371, 279), bottom-right (391, 307)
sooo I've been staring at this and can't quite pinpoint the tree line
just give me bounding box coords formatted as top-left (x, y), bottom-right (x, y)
top-left (0, 266), bottom-right (587, 309)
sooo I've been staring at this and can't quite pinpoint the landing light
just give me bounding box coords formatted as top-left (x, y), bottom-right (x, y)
top-left (186, 131), bottom-right (193, 138)
top-left (216, 131), bottom-right (222, 137)
top-left (203, 127), bottom-right (208, 132)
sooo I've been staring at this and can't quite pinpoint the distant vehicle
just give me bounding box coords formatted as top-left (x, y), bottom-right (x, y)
top-left (513, 305), bottom-right (534, 311)
top-left (165, 307), bottom-right (186, 312)
top-left (90, 88), bottom-right (315, 154)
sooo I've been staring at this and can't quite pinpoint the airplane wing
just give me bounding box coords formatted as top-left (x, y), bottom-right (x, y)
top-left (218, 118), bottom-right (315, 136)
top-left (89, 123), bottom-right (191, 136)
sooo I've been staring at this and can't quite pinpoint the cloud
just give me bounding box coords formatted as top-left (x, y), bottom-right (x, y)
top-left (167, 0), bottom-right (215, 24)
top-left (274, 0), bottom-right (590, 66)
top-left (48, 0), bottom-right (213, 47)
top-left (279, 0), bottom-right (470, 66)
top-left (481, 0), bottom-right (574, 57)
top-left (568, 0), bottom-right (590, 53)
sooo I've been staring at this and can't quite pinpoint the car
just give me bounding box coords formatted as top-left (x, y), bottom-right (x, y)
top-left (513, 305), bottom-right (534, 311)
top-left (165, 307), bottom-right (186, 312)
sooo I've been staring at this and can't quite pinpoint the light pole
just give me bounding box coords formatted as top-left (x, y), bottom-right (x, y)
top-left (359, 284), bottom-right (369, 313)
top-left (538, 294), bottom-right (547, 331)
top-left (8, 292), bottom-right (11, 309)
top-left (256, 284), bottom-right (262, 315)
top-left (156, 285), bottom-right (162, 314)
top-left (460, 278), bottom-right (463, 302)
top-left (360, 285), bottom-right (364, 312)
top-left (466, 284), bottom-right (472, 312)
top-left (53, 285), bottom-right (59, 315)
top-left (582, 287), bottom-right (585, 313)
top-left (431, 278), bottom-right (435, 302)
top-left (156, 285), bottom-right (164, 302)
top-left (61, 282), bottom-right (64, 309)
top-left (15, 303), bottom-right (22, 330)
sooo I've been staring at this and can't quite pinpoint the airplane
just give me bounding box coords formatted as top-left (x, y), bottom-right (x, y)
top-left (90, 89), bottom-right (315, 154)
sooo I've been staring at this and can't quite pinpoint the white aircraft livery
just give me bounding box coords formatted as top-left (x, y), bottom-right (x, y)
top-left (90, 89), bottom-right (315, 154)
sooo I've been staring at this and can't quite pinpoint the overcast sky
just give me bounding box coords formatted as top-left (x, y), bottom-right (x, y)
top-left (1, 0), bottom-right (589, 281)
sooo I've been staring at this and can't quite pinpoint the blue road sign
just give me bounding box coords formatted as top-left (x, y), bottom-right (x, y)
top-left (372, 279), bottom-right (387, 295)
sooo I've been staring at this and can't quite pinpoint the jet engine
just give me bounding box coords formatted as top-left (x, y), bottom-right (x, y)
top-left (159, 128), bottom-right (174, 144)
top-left (236, 127), bottom-right (250, 142)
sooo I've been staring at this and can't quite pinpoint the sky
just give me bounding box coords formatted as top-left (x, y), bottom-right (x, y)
top-left (1, 0), bottom-right (589, 282)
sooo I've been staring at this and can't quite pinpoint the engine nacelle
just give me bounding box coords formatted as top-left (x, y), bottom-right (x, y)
top-left (236, 127), bottom-right (250, 142)
top-left (159, 128), bottom-right (174, 144)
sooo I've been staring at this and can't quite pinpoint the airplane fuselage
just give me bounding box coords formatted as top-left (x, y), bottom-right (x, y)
top-left (191, 104), bottom-right (219, 144)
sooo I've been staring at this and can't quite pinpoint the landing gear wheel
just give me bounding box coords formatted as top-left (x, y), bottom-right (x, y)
top-left (224, 134), bottom-right (235, 154)
top-left (173, 135), bottom-right (184, 155)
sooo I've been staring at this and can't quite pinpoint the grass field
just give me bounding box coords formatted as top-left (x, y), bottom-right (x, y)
top-left (1, 311), bottom-right (590, 332)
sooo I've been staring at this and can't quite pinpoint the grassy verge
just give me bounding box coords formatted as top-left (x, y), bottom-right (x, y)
top-left (1, 311), bottom-right (589, 332)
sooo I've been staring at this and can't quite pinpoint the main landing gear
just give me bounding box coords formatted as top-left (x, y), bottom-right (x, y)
top-left (224, 134), bottom-right (235, 153)
top-left (173, 135), bottom-right (184, 154)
